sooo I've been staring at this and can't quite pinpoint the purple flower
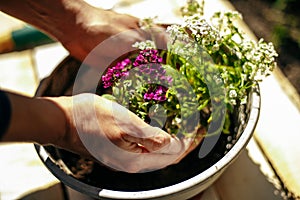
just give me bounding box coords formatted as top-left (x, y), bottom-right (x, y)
top-left (144, 92), bottom-right (155, 100)
top-left (102, 75), bottom-right (113, 88)
top-left (133, 49), bottom-right (163, 67)
top-left (101, 58), bottom-right (132, 88)
top-left (101, 49), bottom-right (172, 90)
top-left (143, 85), bottom-right (168, 102)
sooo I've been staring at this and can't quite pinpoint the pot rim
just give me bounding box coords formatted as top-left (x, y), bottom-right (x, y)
top-left (35, 85), bottom-right (260, 199)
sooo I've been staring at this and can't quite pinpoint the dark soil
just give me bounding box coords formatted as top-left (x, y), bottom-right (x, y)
top-left (53, 132), bottom-right (231, 191)
top-left (230, 0), bottom-right (300, 95)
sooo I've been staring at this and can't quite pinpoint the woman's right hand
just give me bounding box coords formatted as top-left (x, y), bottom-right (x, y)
top-left (3, 91), bottom-right (201, 173)
top-left (51, 93), bottom-right (200, 173)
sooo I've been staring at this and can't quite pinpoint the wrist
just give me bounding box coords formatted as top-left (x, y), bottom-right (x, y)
top-left (44, 96), bottom-right (74, 147)
top-left (48, 0), bottom-right (101, 46)
top-left (2, 93), bottom-right (67, 146)
top-left (35, 96), bottom-right (69, 146)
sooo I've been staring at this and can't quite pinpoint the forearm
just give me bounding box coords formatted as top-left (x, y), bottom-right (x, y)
top-left (2, 92), bottom-right (66, 145)
top-left (0, 0), bottom-right (89, 42)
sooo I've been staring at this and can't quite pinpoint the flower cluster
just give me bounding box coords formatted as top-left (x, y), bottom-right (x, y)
top-left (101, 48), bottom-right (172, 105)
top-left (102, 49), bottom-right (163, 88)
top-left (144, 85), bottom-right (168, 102)
top-left (244, 39), bottom-right (278, 81)
top-left (180, 0), bottom-right (205, 16)
top-left (102, 58), bottom-right (131, 88)
top-left (99, 0), bottom-right (278, 136)
top-left (170, 5), bottom-right (278, 107)
top-left (183, 14), bottom-right (221, 50)
top-left (210, 11), bottom-right (242, 36)
top-left (132, 40), bottom-right (156, 50)
top-left (133, 49), bottom-right (163, 67)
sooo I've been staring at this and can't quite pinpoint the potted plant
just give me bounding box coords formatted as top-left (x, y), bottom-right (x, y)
top-left (35, 0), bottom-right (278, 199)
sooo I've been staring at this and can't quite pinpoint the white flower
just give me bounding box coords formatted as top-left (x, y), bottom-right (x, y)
top-left (166, 25), bottom-right (190, 43)
top-left (133, 40), bottom-right (156, 50)
top-left (229, 99), bottom-right (237, 105)
top-left (229, 89), bottom-right (237, 98)
top-left (210, 11), bottom-right (242, 35)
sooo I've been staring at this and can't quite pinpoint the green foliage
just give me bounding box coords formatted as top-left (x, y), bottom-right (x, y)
top-left (101, 0), bottom-right (278, 136)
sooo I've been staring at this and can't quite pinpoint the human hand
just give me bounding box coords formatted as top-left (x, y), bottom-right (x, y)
top-left (56, 3), bottom-right (167, 67)
top-left (2, 91), bottom-right (201, 173)
top-left (0, 0), bottom-right (166, 67)
top-left (50, 93), bottom-right (201, 173)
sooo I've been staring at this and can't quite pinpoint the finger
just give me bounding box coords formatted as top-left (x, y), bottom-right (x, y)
top-left (122, 127), bottom-right (171, 152)
top-left (153, 126), bottom-right (206, 155)
top-left (153, 136), bottom-right (185, 154)
top-left (131, 135), bottom-right (203, 172)
top-left (82, 29), bottom-right (145, 68)
top-left (121, 141), bottom-right (149, 153)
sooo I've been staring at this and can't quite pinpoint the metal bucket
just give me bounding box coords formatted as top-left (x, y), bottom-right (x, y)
top-left (35, 56), bottom-right (260, 200)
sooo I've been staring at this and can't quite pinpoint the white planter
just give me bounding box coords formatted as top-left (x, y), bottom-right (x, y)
top-left (35, 56), bottom-right (260, 200)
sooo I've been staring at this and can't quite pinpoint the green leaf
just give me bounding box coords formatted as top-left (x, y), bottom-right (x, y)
top-left (101, 94), bottom-right (117, 102)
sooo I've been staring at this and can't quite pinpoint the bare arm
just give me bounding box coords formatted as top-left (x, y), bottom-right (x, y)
top-left (0, 1), bottom-right (183, 173)
top-left (2, 92), bottom-right (66, 145)
top-left (0, 0), bottom-right (144, 64)
top-left (0, 0), bottom-right (81, 40)
top-left (1, 91), bottom-right (194, 173)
